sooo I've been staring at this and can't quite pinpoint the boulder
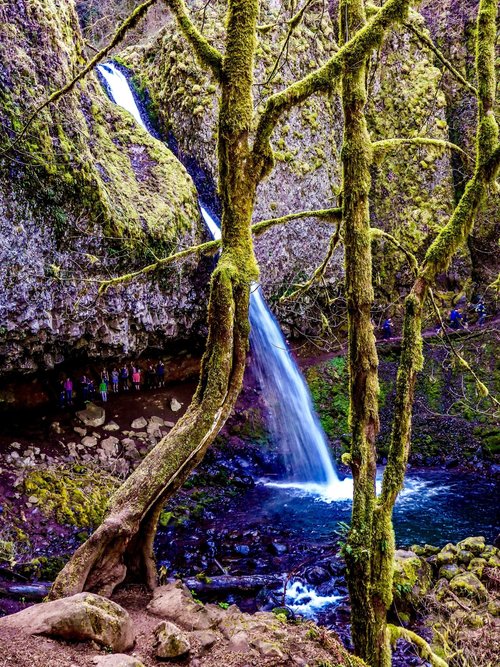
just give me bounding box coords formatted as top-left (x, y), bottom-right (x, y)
top-left (393, 550), bottom-right (432, 603)
top-left (170, 398), bottom-right (182, 412)
top-left (74, 426), bottom-right (87, 437)
top-left (77, 403), bottom-right (106, 428)
top-left (190, 630), bottom-right (218, 652)
top-left (227, 630), bottom-right (251, 653)
top-left (449, 572), bottom-right (489, 602)
top-left (147, 581), bottom-right (220, 631)
top-left (436, 543), bottom-right (458, 566)
top-left (101, 436), bottom-right (120, 456)
top-left (0, 593), bottom-right (134, 651)
top-left (149, 416), bottom-right (165, 426)
top-left (154, 621), bottom-right (190, 659)
top-left (131, 417), bottom-right (147, 429)
top-left (82, 436), bottom-right (98, 448)
top-left (457, 536), bottom-right (485, 556)
top-left (467, 557), bottom-right (487, 578)
top-left (439, 564), bottom-right (462, 581)
top-left (93, 656), bottom-right (145, 667)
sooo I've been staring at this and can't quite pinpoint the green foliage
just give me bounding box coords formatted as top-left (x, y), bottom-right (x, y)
top-left (306, 356), bottom-right (350, 442)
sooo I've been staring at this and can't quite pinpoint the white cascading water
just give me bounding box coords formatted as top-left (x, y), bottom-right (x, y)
top-left (97, 61), bottom-right (352, 500)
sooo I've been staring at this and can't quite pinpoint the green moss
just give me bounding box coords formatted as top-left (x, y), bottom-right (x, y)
top-left (23, 466), bottom-right (118, 529)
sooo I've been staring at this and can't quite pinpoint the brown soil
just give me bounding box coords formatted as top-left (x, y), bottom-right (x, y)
top-left (0, 586), bottom-right (358, 667)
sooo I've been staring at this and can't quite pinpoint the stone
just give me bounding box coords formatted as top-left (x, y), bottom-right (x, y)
top-left (457, 536), bottom-right (485, 556)
top-left (146, 423), bottom-right (162, 437)
top-left (154, 621), bottom-right (190, 659)
top-left (164, 421), bottom-right (175, 428)
top-left (270, 542), bottom-right (287, 555)
top-left (449, 572), bottom-right (489, 602)
top-left (82, 436), bottom-right (98, 448)
top-left (227, 630), bottom-right (250, 653)
top-left (253, 639), bottom-right (285, 659)
top-left (76, 403), bottom-right (106, 428)
top-left (149, 416), bottom-right (165, 426)
top-left (51, 422), bottom-right (63, 434)
top-left (10, 442), bottom-right (21, 449)
top-left (170, 398), bottom-right (182, 412)
top-left (103, 421), bottom-right (120, 432)
top-left (131, 417), bottom-right (147, 429)
top-left (93, 656), bottom-right (145, 667)
top-left (0, 593), bottom-right (134, 651)
top-left (457, 549), bottom-right (474, 565)
top-left (305, 566), bottom-right (330, 585)
top-left (147, 581), bottom-right (219, 631)
top-left (101, 436), bottom-right (120, 455)
top-left (436, 543), bottom-right (458, 567)
top-left (467, 557), bottom-right (487, 578)
top-left (190, 630), bottom-right (218, 652)
top-left (393, 550), bottom-right (432, 603)
top-left (74, 426), bottom-right (87, 437)
top-left (439, 563), bottom-right (462, 581)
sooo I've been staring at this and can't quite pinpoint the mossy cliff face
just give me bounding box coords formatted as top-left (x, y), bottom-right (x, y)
top-left (121, 0), bottom-right (481, 337)
top-left (0, 0), bottom-right (209, 374)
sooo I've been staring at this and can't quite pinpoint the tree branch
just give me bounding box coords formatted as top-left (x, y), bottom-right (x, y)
top-left (370, 228), bottom-right (419, 274)
top-left (388, 625), bottom-right (448, 667)
top-left (162, 0), bottom-right (223, 80)
top-left (252, 206), bottom-right (342, 234)
top-left (1, 0), bottom-right (158, 155)
top-left (280, 222), bottom-right (342, 302)
top-left (404, 13), bottom-right (478, 96)
top-left (252, 0), bottom-right (411, 168)
top-left (372, 137), bottom-right (473, 163)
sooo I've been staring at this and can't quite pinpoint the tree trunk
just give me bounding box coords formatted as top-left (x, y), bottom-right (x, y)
top-left (50, 0), bottom-right (260, 600)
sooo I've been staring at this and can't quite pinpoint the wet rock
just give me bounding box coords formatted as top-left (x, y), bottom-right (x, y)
top-left (103, 421), bottom-right (120, 432)
top-left (77, 403), bottom-right (106, 428)
top-left (82, 436), bottom-right (98, 448)
top-left (170, 398), bottom-right (182, 412)
top-left (154, 620), bottom-right (190, 659)
top-left (74, 426), bottom-right (87, 437)
top-left (305, 566), bottom-right (330, 585)
top-left (467, 557), bottom-right (487, 578)
top-left (131, 417), bottom-right (147, 429)
top-left (270, 542), bottom-right (287, 555)
top-left (164, 421), bottom-right (175, 428)
top-left (93, 656), bottom-right (145, 667)
top-left (449, 572), bottom-right (488, 602)
top-left (393, 550), bottom-right (432, 603)
top-left (0, 593), bottom-right (134, 651)
top-left (438, 564), bottom-right (462, 581)
top-left (457, 549), bottom-right (474, 565)
top-left (437, 543), bottom-right (458, 566)
top-left (235, 544), bottom-right (250, 556)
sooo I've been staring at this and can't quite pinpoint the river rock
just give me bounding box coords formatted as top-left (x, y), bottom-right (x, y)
top-left (101, 436), bottom-right (119, 455)
top-left (93, 656), bottom-right (145, 667)
top-left (439, 563), bottom-right (462, 581)
top-left (305, 566), bottom-right (330, 585)
top-left (0, 592), bottom-right (134, 651)
top-left (154, 621), bottom-right (190, 659)
top-left (77, 403), bottom-right (106, 428)
top-left (170, 398), bottom-right (182, 412)
top-left (437, 543), bottom-right (458, 566)
top-left (103, 421), bottom-right (120, 432)
top-left (164, 421), bottom-right (175, 428)
top-left (467, 557), bottom-right (487, 578)
top-left (131, 417), bottom-right (147, 429)
top-left (74, 426), bottom-right (87, 437)
top-left (149, 416), bottom-right (165, 426)
top-left (449, 572), bottom-right (489, 602)
top-left (457, 536), bottom-right (485, 556)
top-left (82, 436), bottom-right (98, 448)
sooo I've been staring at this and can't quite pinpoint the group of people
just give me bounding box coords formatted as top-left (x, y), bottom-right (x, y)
top-left (58, 360), bottom-right (166, 407)
top-left (449, 299), bottom-right (487, 330)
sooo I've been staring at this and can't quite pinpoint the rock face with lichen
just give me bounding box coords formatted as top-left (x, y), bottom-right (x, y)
top-left (120, 0), bottom-right (490, 337)
top-left (0, 0), bottom-right (209, 375)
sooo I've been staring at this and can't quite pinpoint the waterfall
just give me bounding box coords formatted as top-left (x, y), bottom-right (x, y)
top-left (96, 61), bottom-right (352, 500)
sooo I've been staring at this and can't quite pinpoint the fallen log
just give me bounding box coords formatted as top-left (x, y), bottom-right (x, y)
top-left (183, 574), bottom-right (285, 594)
top-left (0, 582), bottom-right (51, 601)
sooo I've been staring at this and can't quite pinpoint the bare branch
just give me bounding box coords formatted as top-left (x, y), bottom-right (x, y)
top-left (370, 228), bottom-right (419, 274)
top-left (162, 0), bottom-right (223, 80)
top-left (404, 13), bottom-right (478, 96)
top-left (281, 222), bottom-right (342, 302)
top-left (372, 137), bottom-right (473, 163)
top-left (252, 206), bottom-right (342, 234)
top-left (1, 0), bottom-right (158, 155)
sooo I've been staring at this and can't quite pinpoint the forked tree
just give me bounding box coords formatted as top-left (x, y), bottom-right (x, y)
top-left (15, 0), bottom-right (497, 665)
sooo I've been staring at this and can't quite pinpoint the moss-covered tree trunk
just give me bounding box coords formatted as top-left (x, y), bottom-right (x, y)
top-left (50, 0), bottom-right (260, 598)
top-left (342, 1), bottom-right (499, 666)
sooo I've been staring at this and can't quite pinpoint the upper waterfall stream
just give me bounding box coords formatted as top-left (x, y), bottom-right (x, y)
top-left (97, 61), bottom-right (352, 500)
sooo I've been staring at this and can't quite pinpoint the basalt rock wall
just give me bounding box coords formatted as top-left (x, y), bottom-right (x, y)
top-left (0, 0), bottom-right (210, 377)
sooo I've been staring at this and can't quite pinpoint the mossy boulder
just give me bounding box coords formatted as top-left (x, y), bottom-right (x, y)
top-left (436, 543), bottom-right (459, 567)
top-left (467, 557), bottom-right (487, 578)
top-left (449, 572), bottom-right (489, 602)
top-left (457, 536), bottom-right (486, 557)
top-left (438, 563), bottom-right (463, 581)
top-left (393, 550), bottom-right (432, 604)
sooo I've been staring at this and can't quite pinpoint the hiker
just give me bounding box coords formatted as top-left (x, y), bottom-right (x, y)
top-left (64, 377), bottom-right (73, 405)
top-left (101, 368), bottom-right (109, 389)
top-left (156, 360), bottom-right (165, 388)
top-left (382, 317), bottom-right (393, 340)
top-left (99, 378), bottom-right (108, 402)
top-left (120, 365), bottom-right (129, 391)
top-left (449, 308), bottom-right (462, 329)
top-left (80, 374), bottom-right (89, 402)
top-left (475, 299), bottom-right (486, 326)
top-left (111, 368), bottom-right (119, 393)
top-left (132, 367), bottom-right (141, 391)
top-left (87, 378), bottom-right (95, 399)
